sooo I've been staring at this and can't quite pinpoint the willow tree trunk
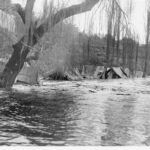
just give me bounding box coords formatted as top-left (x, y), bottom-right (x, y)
top-left (0, 40), bottom-right (29, 88)
top-left (0, 0), bottom-right (35, 88)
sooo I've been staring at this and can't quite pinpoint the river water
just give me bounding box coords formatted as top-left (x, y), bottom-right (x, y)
top-left (0, 79), bottom-right (150, 146)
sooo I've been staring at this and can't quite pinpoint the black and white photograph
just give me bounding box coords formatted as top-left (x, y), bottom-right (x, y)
top-left (0, 0), bottom-right (150, 147)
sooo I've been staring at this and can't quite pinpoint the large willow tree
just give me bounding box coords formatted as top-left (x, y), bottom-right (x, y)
top-left (0, 0), bottom-right (100, 88)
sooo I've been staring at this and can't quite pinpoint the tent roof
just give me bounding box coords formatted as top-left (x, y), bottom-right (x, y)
top-left (16, 62), bottom-right (39, 85)
top-left (94, 66), bottom-right (105, 77)
top-left (111, 67), bottom-right (127, 78)
top-left (124, 68), bottom-right (130, 77)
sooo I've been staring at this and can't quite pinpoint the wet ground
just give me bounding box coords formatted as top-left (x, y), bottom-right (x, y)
top-left (0, 78), bottom-right (150, 146)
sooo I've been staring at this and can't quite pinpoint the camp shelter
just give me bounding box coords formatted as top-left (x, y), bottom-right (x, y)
top-left (45, 67), bottom-right (83, 81)
top-left (94, 66), bottom-right (105, 78)
top-left (16, 62), bottom-right (39, 85)
top-left (102, 67), bottom-right (128, 79)
top-left (81, 65), bottom-right (97, 79)
top-left (135, 71), bottom-right (143, 78)
top-left (124, 68), bottom-right (130, 77)
top-left (46, 70), bottom-right (68, 80)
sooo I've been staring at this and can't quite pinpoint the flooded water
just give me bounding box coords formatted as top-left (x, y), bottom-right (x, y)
top-left (0, 79), bottom-right (150, 146)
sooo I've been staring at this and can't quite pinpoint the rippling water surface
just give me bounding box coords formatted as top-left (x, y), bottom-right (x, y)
top-left (0, 79), bottom-right (150, 146)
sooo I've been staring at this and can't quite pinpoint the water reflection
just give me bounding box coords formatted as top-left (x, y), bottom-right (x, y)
top-left (0, 90), bottom-right (77, 145)
top-left (101, 95), bottom-right (136, 146)
top-left (0, 83), bottom-right (150, 146)
top-left (64, 93), bottom-right (107, 146)
top-left (0, 88), bottom-right (107, 146)
top-left (129, 94), bottom-right (150, 145)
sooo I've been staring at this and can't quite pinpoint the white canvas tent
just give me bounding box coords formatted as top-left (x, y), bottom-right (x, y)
top-left (15, 62), bottom-right (39, 85)
top-left (124, 68), bottom-right (130, 77)
top-left (102, 67), bottom-right (128, 79)
top-left (81, 65), bottom-right (97, 79)
top-left (112, 67), bottom-right (128, 79)
top-left (94, 66), bottom-right (105, 78)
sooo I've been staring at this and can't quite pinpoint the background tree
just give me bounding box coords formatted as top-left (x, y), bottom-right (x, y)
top-left (143, 2), bottom-right (150, 77)
top-left (106, 0), bottom-right (115, 67)
top-left (134, 36), bottom-right (139, 74)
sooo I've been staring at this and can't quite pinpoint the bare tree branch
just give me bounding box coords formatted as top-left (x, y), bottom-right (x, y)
top-left (36, 0), bottom-right (100, 38)
top-left (51, 0), bottom-right (99, 26)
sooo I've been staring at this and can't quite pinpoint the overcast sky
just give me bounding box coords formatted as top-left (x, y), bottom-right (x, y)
top-left (11, 0), bottom-right (147, 44)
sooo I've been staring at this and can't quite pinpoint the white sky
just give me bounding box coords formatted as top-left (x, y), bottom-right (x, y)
top-left (11, 0), bottom-right (147, 44)
top-left (72, 0), bottom-right (147, 44)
